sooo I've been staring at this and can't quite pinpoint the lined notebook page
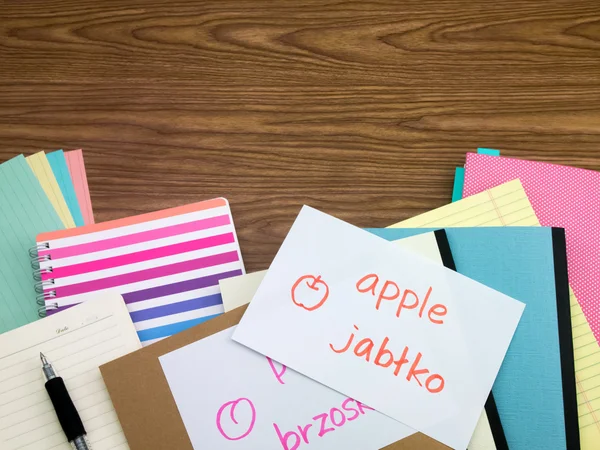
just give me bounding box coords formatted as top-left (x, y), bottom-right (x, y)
top-left (571, 292), bottom-right (600, 445)
top-left (390, 178), bottom-right (600, 446)
top-left (26, 152), bottom-right (75, 229)
top-left (0, 294), bottom-right (140, 450)
top-left (391, 179), bottom-right (539, 228)
top-left (0, 155), bottom-right (64, 333)
top-left (64, 150), bottom-right (95, 225)
top-left (47, 150), bottom-right (85, 227)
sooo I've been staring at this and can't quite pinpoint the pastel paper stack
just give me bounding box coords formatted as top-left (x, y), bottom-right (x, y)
top-left (47, 150), bottom-right (85, 227)
top-left (64, 149), bottom-right (94, 225)
top-left (0, 155), bottom-right (64, 333)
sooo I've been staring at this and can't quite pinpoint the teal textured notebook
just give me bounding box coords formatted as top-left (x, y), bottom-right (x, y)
top-left (367, 227), bottom-right (577, 450)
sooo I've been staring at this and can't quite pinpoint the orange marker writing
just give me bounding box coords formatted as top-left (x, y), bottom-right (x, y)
top-left (291, 275), bottom-right (330, 311)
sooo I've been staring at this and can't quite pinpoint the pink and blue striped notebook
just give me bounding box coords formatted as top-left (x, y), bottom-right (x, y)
top-left (34, 198), bottom-right (245, 345)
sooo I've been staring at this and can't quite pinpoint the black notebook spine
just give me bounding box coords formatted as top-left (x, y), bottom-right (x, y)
top-left (552, 227), bottom-right (580, 450)
top-left (434, 228), bottom-right (509, 450)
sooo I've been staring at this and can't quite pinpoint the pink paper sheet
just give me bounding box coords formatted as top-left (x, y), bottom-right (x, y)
top-left (463, 153), bottom-right (600, 343)
top-left (64, 149), bottom-right (95, 225)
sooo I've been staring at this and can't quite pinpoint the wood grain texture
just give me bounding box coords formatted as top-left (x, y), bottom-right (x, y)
top-left (1, 0), bottom-right (600, 271)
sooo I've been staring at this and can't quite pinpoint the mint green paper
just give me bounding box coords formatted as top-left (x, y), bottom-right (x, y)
top-left (47, 150), bottom-right (85, 227)
top-left (0, 155), bottom-right (64, 333)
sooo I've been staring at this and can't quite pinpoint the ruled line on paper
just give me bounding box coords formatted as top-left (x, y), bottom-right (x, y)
top-left (0, 315), bottom-right (113, 363)
top-left (0, 296), bottom-right (140, 450)
top-left (416, 190), bottom-right (524, 227)
top-left (0, 324), bottom-right (120, 387)
top-left (390, 180), bottom-right (526, 228)
top-left (572, 295), bottom-right (600, 435)
top-left (486, 189), bottom-right (506, 226)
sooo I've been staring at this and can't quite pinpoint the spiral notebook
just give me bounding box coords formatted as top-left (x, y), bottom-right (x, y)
top-left (32, 198), bottom-right (245, 345)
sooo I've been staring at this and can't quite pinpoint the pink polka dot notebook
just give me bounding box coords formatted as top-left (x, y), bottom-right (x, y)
top-left (463, 153), bottom-right (600, 344)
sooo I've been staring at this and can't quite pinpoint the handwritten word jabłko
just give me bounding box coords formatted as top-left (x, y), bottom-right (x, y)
top-left (298, 273), bottom-right (448, 394)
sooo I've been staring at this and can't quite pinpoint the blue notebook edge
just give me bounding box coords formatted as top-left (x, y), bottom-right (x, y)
top-left (368, 227), bottom-right (509, 450)
top-left (369, 226), bottom-right (577, 448)
top-left (451, 148), bottom-right (579, 448)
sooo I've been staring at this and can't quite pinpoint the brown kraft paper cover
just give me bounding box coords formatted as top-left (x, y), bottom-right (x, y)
top-left (100, 305), bottom-right (449, 450)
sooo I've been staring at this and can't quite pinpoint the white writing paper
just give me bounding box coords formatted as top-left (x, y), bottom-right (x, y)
top-left (160, 326), bottom-right (414, 449)
top-left (232, 207), bottom-right (524, 449)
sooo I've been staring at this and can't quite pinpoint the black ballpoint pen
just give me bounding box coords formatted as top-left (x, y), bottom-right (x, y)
top-left (40, 352), bottom-right (92, 450)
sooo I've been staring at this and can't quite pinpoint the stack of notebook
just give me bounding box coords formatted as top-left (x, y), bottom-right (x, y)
top-left (1, 149), bottom-right (600, 450)
top-left (0, 151), bottom-right (93, 334)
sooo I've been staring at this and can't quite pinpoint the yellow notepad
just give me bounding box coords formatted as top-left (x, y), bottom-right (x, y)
top-left (389, 178), bottom-right (600, 448)
top-left (26, 152), bottom-right (75, 228)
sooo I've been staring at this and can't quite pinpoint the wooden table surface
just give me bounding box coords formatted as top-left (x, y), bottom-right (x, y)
top-left (1, 0), bottom-right (600, 271)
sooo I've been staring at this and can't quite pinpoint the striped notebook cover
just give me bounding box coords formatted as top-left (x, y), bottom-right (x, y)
top-left (33, 198), bottom-right (245, 345)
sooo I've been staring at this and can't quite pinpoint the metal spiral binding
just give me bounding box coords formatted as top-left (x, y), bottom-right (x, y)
top-left (34, 279), bottom-right (55, 294)
top-left (36, 291), bottom-right (56, 306)
top-left (31, 253), bottom-right (51, 270)
top-left (38, 302), bottom-right (58, 318)
top-left (30, 242), bottom-right (52, 277)
top-left (28, 242), bottom-right (49, 259)
top-left (33, 265), bottom-right (53, 281)
top-left (31, 241), bottom-right (55, 318)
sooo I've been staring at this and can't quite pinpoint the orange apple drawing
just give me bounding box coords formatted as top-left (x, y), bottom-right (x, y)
top-left (291, 275), bottom-right (329, 311)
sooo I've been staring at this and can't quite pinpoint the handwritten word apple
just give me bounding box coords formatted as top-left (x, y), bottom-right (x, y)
top-left (356, 273), bottom-right (447, 324)
top-left (291, 275), bottom-right (330, 311)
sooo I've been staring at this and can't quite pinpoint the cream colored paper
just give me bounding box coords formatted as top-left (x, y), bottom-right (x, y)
top-left (221, 271), bottom-right (267, 313)
top-left (390, 178), bottom-right (600, 448)
top-left (0, 294), bottom-right (141, 450)
top-left (26, 151), bottom-right (75, 228)
top-left (467, 410), bottom-right (495, 450)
